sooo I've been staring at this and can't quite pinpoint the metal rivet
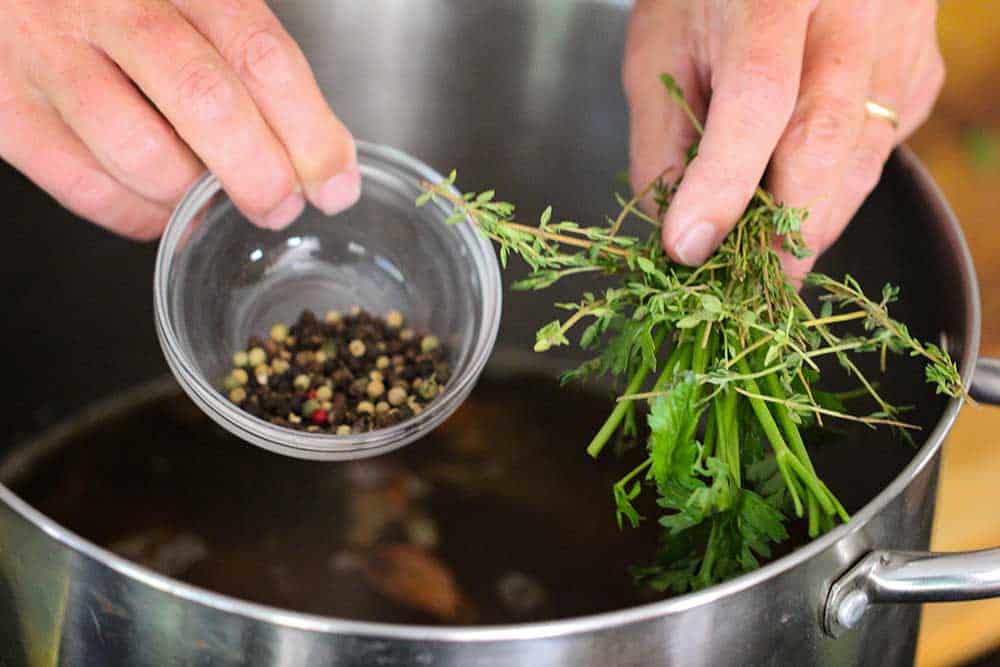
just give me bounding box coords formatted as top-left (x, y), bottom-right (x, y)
top-left (837, 590), bottom-right (870, 629)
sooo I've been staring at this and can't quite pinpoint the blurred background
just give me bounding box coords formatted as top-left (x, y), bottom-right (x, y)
top-left (911, 3), bottom-right (1000, 666)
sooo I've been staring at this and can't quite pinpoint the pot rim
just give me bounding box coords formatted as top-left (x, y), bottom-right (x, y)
top-left (0, 147), bottom-right (980, 642)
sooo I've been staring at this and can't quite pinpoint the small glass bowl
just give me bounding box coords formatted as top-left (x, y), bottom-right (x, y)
top-left (154, 142), bottom-right (502, 460)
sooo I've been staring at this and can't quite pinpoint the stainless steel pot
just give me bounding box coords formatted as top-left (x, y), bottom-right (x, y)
top-left (1, 1), bottom-right (1000, 665)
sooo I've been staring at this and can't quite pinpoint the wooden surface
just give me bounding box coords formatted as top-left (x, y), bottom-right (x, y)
top-left (907, 4), bottom-right (1000, 666)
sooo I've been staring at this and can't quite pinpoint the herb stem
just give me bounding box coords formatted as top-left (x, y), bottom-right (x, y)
top-left (587, 329), bottom-right (668, 458)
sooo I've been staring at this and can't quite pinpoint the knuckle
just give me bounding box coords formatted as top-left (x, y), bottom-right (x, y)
top-left (782, 96), bottom-right (859, 167)
top-left (231, 26), bottom-right (297, 85)
top-left (173, 58), bottom-right (238, 124)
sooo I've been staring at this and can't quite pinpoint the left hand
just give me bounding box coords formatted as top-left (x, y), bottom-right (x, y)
top-left (623, 0), bottom-right (945, 281)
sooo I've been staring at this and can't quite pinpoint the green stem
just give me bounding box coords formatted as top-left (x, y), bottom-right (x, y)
top-left (587, 329), bottom-right (668, 458)
top-left (737, 358), bottom-right (804, 517)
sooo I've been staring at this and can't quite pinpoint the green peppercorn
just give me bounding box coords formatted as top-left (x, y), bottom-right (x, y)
top-left (399, 328), bottom-right (415, 342)
top-left (419, 380), bottom-right (438, 400)
top-left (320, 340), bottom-right (337, 358)
top-left (302, 399), bottom-right (320, 417)
top-left (293, 374), bottom-right (311, 391)
top-left (349, 339), bottom-right (366, 358)
top-left (224, 376), bottom-right (242, 391)
top-left (270, 323), bottom-right (289, 343)
top-left (233, 351), bottom-right (249, 367)
top-left (271, 358), bottom-right (290, 375)
top-left (421, 335), bottom-right (440, 353)
top-left (229, 388), bottom-right (247, 404)
top-left (248, 347), bottom-right (267, 367)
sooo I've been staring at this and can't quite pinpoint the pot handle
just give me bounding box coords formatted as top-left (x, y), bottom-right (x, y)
top-left (823, 357), bottom-right (1000, 638)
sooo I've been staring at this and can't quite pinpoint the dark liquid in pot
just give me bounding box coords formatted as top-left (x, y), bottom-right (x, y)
top-left (4, 374), bottom-right (916, 625)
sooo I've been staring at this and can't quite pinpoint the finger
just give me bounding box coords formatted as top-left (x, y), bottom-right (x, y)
top-left (0, 85), bottom-right (170, 240)
top-left (29, 38), bottom-right (202, 207)
top-left (172, 0), bottom-right (359, 215)
top-left (662, 0), bottom-right (814, 266)
top-left (767, 0), bottom-right (875, 282)
top-left (896, 47), bottom-right (944, 140)
top-left (623, 1), bottom-right (705, 213)
top-left (822, 74), bottom-right (905, 267)
top-left (85, 0), bottom-right (303, 229)
top-left (897, 8), bottom-right (945, 141)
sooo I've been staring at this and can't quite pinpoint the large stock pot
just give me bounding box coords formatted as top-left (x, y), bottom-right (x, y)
top-left (0, 1), bottom-right (999, 665)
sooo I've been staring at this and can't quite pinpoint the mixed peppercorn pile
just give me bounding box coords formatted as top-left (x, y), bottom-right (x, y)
top-left (223, 308), bottom-right (450, 434)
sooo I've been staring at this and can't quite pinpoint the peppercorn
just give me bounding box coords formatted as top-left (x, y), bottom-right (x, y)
top-left (225, 308), bottom-right (449, 433)
top-left (366, 380), bottom-right (385, 399)
top-left (421, 335), bottom-right (440, 353)
top-left (248, 347), bottom-right (267, 367)
top-left (419, 380), bottom-right (438, 401)
top-left (386, 310), bottom-right (404, 329)
top-left (325, 310), bottom-right (342, 324)
top-left (336, 424), bottom-right (352, 436)
top-left (229, 388), bottom-right (247, 404)
top-left (387, 386), bottom-right (407, 406)
top-left (270, 323), bottom-right (289, 342)
top-left (350, 305), bottom-right (362, 317)
top-left (349, 377), bottom-right (368, 397)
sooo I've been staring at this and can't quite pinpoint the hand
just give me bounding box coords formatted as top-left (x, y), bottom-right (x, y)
top-left (0, 0), bottom-right (358, 239)
top-left (624, 0), bottom-right (944, 280)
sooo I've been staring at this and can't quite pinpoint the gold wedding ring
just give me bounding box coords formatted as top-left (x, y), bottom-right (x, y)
top-left (865, 100), bottom-right (899, 129)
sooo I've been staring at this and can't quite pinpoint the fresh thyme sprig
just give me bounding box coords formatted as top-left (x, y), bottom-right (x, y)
top-left (417, 74), bottom-right (965, 592)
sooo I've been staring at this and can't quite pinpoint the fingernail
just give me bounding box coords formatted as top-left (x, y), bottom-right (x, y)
top-left (263, 192), bottom-right (306, 230)
top-left (673, 222), bottom-right (719, 266)
top-left (315, 170), bottom-right (362, 215)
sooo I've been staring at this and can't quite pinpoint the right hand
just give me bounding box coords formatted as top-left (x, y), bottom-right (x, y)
top-left (0, 0), bottom-right (359, 239)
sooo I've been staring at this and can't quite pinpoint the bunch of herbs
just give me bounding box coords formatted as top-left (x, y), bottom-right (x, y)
top-left (416, 75), bottom-right (964, 593)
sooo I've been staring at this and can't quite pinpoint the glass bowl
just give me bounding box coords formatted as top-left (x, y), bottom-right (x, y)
top-left (154, 142), bottom-right (502, 460)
